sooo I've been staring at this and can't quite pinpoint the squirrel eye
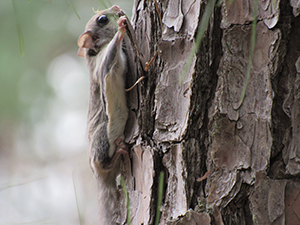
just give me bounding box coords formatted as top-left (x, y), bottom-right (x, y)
top-left (97, 15), bottom-right (109, 25)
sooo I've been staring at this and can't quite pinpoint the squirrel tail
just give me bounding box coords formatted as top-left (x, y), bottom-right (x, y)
top-left (97, 170), bottom-right (124, 225)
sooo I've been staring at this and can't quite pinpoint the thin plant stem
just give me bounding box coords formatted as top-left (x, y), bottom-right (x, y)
top-left (179, 0), bottom-right (217, 84)
top-left (12, 0), bottom-right (25, 56)
top-left (65, 0), bottom-right (81, 19)
top-left (155, 171), bottom-right (164, 225)
top-left (73, 170), bottom-right (83, 225)
top-left (238, 0), bottom-right (258, 108)
top-left (121, 176), bottom-right (131, 225)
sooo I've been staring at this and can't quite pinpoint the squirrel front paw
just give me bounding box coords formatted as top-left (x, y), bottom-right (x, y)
top-left (117, 16), bottom-right (126, 43)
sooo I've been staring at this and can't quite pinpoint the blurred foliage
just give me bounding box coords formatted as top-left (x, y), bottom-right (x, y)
top-left (0, 0), bottom-right (133, 125)
top-left (0, 1), bottom-right (133, 224)
top-left (1, 0), bottom-right (67, 123)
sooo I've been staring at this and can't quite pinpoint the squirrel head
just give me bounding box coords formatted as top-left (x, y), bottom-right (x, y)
top-left (77, 5), bottom-right (122, 58)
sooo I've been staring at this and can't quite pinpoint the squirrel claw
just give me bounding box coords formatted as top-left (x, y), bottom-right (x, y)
top-left (114, 138), bottom-right (127, 154)
top-left (100, 138), bottom-right (127, 171)
top-left (117, 16), bottom-right (126, 44)
top-left (117, 16), bottom-right (126, 28)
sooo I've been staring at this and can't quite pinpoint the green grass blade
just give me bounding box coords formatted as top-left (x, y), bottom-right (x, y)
top-left (238, 0), bottom-right (258, 107)
top-left (0, 176), bottom-right (46, 191)
top-left (72, 170), bottom-right (83, 225)
top-left (65, 0), bottom-right (81, 19)
top-left (98, 0), bottom-right (112, 9)
top-left (121, 176), bottom-right (131, 225)
top-left (216, 0), bottom-right (224, 7)
top-left (12, 0), bottom-right (25, 56)
top-left (179, 0), bottom-right (217, 84)
top-left (155, 171), bottom-right (164, 225)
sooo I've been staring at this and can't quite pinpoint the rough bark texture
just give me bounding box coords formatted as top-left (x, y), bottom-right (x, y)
top-left (118, 0), bottom-right (300, 224)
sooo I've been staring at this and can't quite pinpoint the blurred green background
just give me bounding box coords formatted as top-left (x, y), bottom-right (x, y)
top-left (0, 0), bottom-right (133, 224)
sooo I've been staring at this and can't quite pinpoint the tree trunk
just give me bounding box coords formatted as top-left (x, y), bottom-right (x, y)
top-left (120, 0), bottom-right (300, 224)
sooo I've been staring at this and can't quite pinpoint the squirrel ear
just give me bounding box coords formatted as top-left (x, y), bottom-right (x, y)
top-left (77, 31), bottom-right (95, 57)
top-left (77, 47), bottom-right (85, 57)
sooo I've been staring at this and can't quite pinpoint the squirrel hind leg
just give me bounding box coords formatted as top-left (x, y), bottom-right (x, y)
top-left (101, 138), bottom-right (128, 171)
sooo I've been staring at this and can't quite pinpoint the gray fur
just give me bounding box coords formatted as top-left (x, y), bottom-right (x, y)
top-left (78, 5), bottom-right (138, 224)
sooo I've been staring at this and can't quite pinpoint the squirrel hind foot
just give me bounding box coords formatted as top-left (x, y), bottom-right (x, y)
top-left (99, 139), bottom-right (128, 171)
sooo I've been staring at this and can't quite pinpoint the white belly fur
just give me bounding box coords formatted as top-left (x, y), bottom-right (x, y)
top-left (105, 51), bottom-right (128, 158)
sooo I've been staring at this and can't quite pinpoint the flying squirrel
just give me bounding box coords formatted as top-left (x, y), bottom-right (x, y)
top-left (78, 5), bottom-right (138, 224)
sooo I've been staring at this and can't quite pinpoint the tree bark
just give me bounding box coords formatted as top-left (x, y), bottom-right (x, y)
top-left (120, 0), bottom-right (300, 224)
